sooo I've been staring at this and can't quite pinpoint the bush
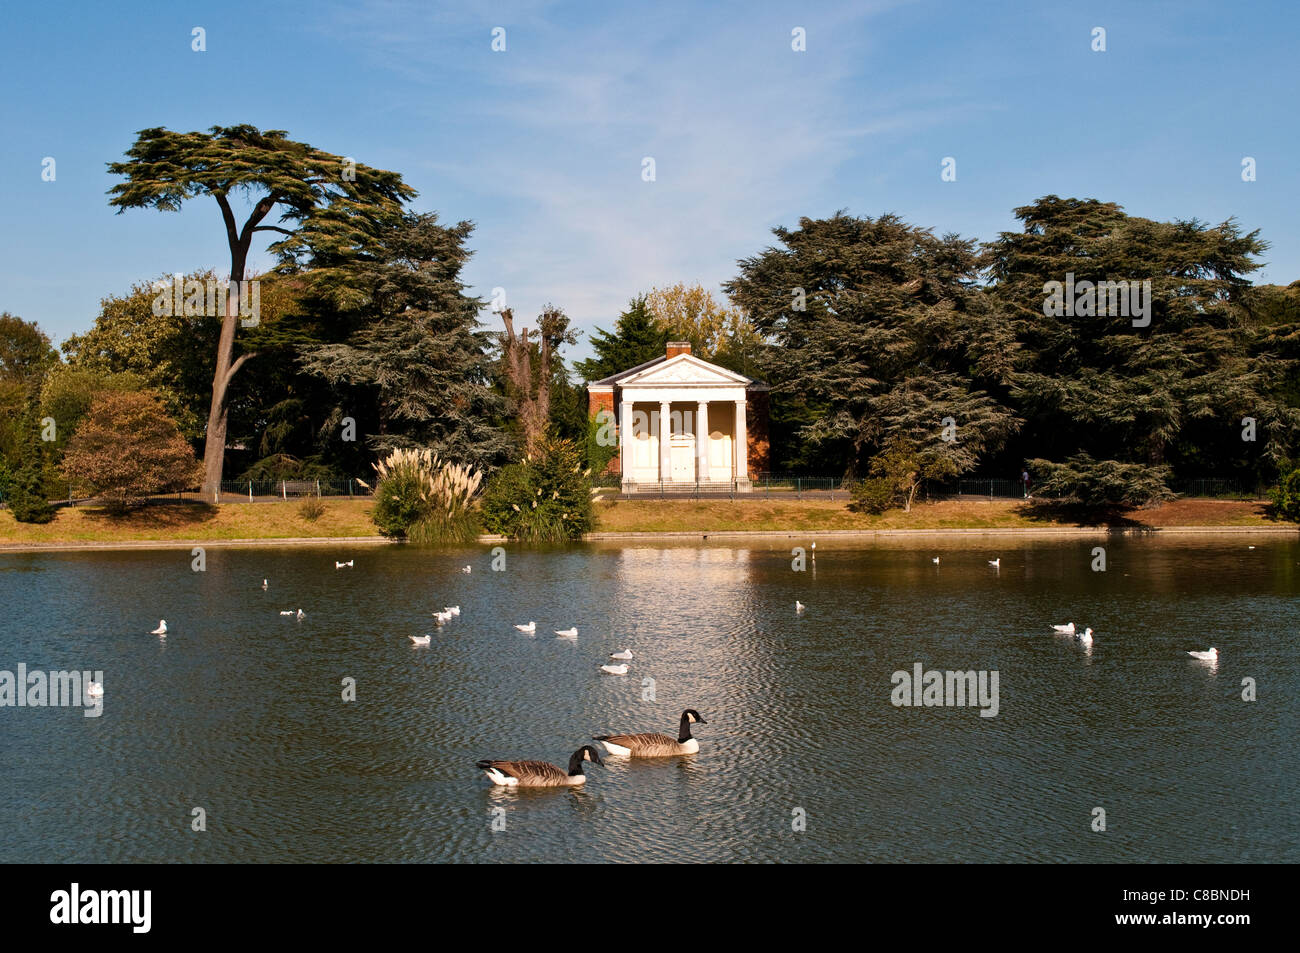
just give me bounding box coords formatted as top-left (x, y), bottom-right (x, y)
top-left (59, 391), bottom-right (203, 512)
top-left (363, 448), bottom-right (482, 543)
top-left (480, 437), bottom-right (595, 541)
top-left (6, 458), bottom-right (56, 523)
top-left (298, 492), bottom-right (326, 522)
top-left (1270, 468), bottom-right (1300, 521)
top-left (1026, 454), bottom-right (1174, 507)
top-left (848, 477), bottom-right (897, 514)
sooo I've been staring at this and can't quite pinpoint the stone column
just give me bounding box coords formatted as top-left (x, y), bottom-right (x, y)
top-left (734, 399), bottom-right (748, 483)
top-left (659, 400), bottom-right (672, 482)
top-left (696, 401), bottom-right (710, 482)
top-left (620, 399), bottom-right (634, 486)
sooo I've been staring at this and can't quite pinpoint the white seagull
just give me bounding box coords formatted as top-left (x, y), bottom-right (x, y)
top-left (555, 627), bottom-right (578, 639)
top-left (296, 609), bottom-right (306, 620)
top-left (444, 606), bottom-right (461, 617)
top-left (150, 620), bottom-right (168, 636)
top-left (988, 559), bottom-right (1000, 569)
top-left (795, 601), bottom-right (805, 614)
top-left (432, 610), bottom-right (453, 625)
top-left (261, 579), bottom-right (268, 590)
top-left (279, 610), bottom-right (294, 616)
top-left (461, 565), bottom-right (472, 574)
top-left (410, 634), bottom-right (431, 646)
top-left (1077, 627), bottom-right (1094, 648)
top-left (1052, 622), bottom-right (1076, 635)
top-left (610, 650), bottom-right (634, 660)
top-left (514, 622), bottom-right (536, 635)
top-left (932, 556), bottom-right (940, 564)
top-left (335, 560), bottom-right (353, 569)
top-left (86, 682), bottom-right (104, 698)
top-left (600, 664), bottom-right (629, 676)
top-left (1187, 647), bottom-right (1219, 662)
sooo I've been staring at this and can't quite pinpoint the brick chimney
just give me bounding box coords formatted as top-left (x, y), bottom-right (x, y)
top-left (666, 341), bottom-right (692, 359)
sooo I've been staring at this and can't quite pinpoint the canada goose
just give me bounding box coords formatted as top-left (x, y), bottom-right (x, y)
top-left (514, 622), bottom-right (536, 635)
top-left (1077, 627), bottom-right (1093, 647)
top-left (594, 710), bottom-right (707, 757)
top-left (600, 663), bottom-right (629, 676)
top-left (476, 746), bottom-right (603, 787)
top-left (335, 560), bottom-right (353, 569)
top-left (150, 620), bottom-right (167, 635)
top-left (86, 682), bottom-right (104, 698)
top-left (795, 601), bottom-right (805, 614)
top-left (1052, 622), bottom-right (1075, 635)
top-left (988, 559), bottom-right (1000, 568)
top-left (609, 649), bottom-right (633, 660)
top-left (555, 627), bottom-right (578, 639)
top-left (1187, 647), bottom-right (1219, 661)
top-left (410, 634), bottom-right (431, 646)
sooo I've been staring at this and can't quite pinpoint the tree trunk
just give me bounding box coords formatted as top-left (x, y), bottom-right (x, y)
top-left (201, 293), bottom-right (241, 499)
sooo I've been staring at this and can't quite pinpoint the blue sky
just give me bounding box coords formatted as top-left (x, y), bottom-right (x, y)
top-left (2, 0), bottom-right (1296, 360)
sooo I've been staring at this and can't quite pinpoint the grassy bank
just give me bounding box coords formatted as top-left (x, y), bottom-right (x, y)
top-left (0, 496), bottom-right (1290, 548)
top-left (0, 498), bottom-right (380, 545)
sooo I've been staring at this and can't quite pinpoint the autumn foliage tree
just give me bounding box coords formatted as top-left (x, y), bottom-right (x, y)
top-left (60, 391), bottom-right (203, 511)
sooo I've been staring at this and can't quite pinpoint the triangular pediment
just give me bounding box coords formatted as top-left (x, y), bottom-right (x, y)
top-left (616, 353), bottom-right (752, 387)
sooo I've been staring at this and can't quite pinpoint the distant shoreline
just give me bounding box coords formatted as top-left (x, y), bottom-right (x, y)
top-left (1, 523), bottom-right (1296, 554)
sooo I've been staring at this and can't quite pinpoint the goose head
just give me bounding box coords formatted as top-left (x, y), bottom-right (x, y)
top-left (568, 745), bottom-right (604, 775)
top-left (682, 709), bottom-right (706, 725)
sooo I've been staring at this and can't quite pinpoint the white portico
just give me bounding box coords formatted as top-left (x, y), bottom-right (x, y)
top-left (588, 342), bottom-right (765, 492)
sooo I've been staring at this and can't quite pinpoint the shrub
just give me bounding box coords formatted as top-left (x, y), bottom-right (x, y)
top-left (6, 458), bottom-right (56, 523)
top-left (298, 492), bottom-right (326, 522)
top-left (480, 437), bottom-right (595, 541)
top-left (362, 448), bottom-right (482, 543)
top-left (59, 391), bottom-right (202, 513)
top-left (1270, 468), bottom-right (1300, 521)
top-left (1026, 454), bottom-right (1174, 507)
top-left (848, 477), bottom-right (896, 514)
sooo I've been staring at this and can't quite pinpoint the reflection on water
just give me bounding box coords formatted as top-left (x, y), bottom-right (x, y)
top-left (0, 536), bottom-right (1296, 863)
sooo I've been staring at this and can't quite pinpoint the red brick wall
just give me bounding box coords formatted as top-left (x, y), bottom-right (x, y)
top-left (588, 388), bottom-right (620, 475)
top-left (666, 342), bottom-right (692, 359)
top-left (746, 389), bottom-right (770, 476)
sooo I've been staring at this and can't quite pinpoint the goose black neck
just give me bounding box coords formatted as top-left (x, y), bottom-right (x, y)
top-left (567, 751), bottom-right (585, 776)
top-left (678, 714), bottom-right (693, 744)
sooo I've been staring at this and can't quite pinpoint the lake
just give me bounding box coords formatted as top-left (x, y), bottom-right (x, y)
top-left (1, 535), bottom-right (1296, 863)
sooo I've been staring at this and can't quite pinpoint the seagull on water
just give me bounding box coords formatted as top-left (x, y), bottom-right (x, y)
top-left (150, 620), bottom-right (168, 636)
top-left (261, 579), bottom-right (268, 590)
top-left (600, 663), bottom-right (629, 676)
top-left (610, 650), bottom-right (633, 660)
top-left (1187, 647), bottom-right (1219, 662)
top-left (461, 565), bottom-right (472, 574)
top-left (988, 559), bottom-right (1000, 569)
top-left (1077, 627), bottom-right (1093, 648)
top-left (335, 560), bottom-right (353, 569)
top-left (296, 609), bottom-right (305, 620)
top-left (432, 610), bottom-right (453, 625)
top-left (514, 622), bottom-right (536, 635)
top-left (86, 682), bottom-right (104, 698)
top-left (410, 634), bottom-right (431, 646)
top-left (444, 606), bottom-right (461, 617)
top-left (279, 610), bottom-right (294, 616)
top-left (932, 556), bottom-right (940, 564)
top-left (1052, 622), bottom-right (1075, 635)
top-left (555, 627), bottom-right (578, 639)
top-left (795, 601), bottom-right (805, 614)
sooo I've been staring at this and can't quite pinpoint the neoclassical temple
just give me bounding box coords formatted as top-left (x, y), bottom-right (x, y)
top-left (588, 342), bottom-right (769, 492)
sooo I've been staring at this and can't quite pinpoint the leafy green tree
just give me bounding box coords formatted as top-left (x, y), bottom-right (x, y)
top-left (5, 413), bottom-right (56, 523)
top-left (108, 124), bottom-right (415, 492)
top-left (574, 295), bottom-right (668, 382)
top-left (479, 436), bottom-right (593, 541)
top-left (297, 213), bottom-right (508, 470)
top-left (1027, 453), bottom-right (1175, 507)
top-left (39, 366), bottom-right (144, 453)
top-left (0, 313), bottom-right (58, 394)
top-left (986, 195), bottom-right (1298, 498)
top-left (725, 211), bottom-right (1018, 478)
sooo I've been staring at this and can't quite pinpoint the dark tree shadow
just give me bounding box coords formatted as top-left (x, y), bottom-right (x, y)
top-left (77, 500), bottom-right (220, 526)
top-left (1014, 499), bottom-right (1148, 528)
